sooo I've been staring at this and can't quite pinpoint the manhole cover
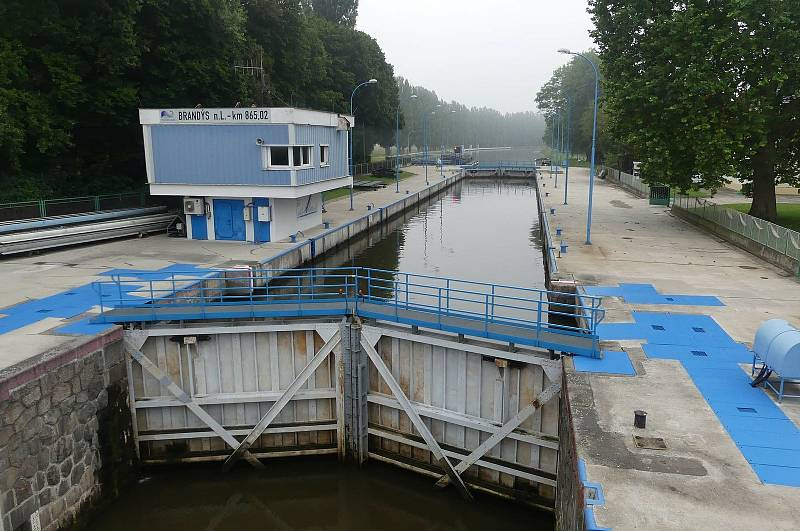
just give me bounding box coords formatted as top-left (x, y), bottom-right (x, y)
top-left (633, 435), bottom-right (667, 450)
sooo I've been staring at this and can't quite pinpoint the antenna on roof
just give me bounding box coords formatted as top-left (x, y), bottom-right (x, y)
top-left (234, 49), bottom-right (268, 106)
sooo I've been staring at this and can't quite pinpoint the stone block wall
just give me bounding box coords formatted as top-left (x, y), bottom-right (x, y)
top-left (0, 328), bottom-right (136, 531)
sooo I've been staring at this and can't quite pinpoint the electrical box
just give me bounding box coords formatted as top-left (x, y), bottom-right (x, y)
top-left (242, 207), bottom-right (252, 221)
top-left (183, 197), bottom-right (205, 215)
top-left (256, 206), bottom-right (271, 222)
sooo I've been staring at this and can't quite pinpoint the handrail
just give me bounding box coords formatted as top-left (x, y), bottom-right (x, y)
top-left (92, 267), bottom-right (606, 341)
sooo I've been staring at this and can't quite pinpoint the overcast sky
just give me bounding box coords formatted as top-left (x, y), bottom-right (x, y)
top-left (356, 0), bottom-right (595, 114)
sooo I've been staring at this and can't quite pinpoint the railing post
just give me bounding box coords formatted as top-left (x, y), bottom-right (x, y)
top-left (438, 287), bottom-right (442, 326)
top-left (536, 292), bottom-right (543, 341)
top-left (405, 273), bottom-right (409, 309)
top-left (484, 294), bottom-right (489, 334)
top-left (446, 279), bottom-right (450, 315)
top-left (367, 269), bottom-right (372, 300)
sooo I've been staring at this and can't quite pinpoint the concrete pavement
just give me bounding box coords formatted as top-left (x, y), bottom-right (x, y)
top-left (541, 167), bottom-right (800, 530)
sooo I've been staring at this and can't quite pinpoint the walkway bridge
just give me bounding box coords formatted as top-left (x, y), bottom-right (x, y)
top-left (461, 160), bottom-right (539, 177)
top-left (94, 268), bottom-right (603, 506)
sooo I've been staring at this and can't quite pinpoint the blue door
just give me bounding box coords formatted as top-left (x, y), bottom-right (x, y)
top-left (253, 198), bottom-right (270, 243)
top-left (213, 199), bottom-right (246, 241)
top-left (190, 214), bottom-right (208, 240)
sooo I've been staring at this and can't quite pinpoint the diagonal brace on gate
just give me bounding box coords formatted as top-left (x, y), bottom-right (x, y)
top-left (123, 337), bottom-right (264, 469)
top-left (359, 336), bottom-right (474, 501)
top-left (222, 331), bottom-right (342, 471)
top-left (434, 379), bottom-right (561, 488)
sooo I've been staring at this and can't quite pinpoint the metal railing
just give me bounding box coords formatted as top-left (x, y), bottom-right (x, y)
top-left (0, 191), bottom-right (147, 222)
top-left (609, 169), bottom-right (650, 198)
top-left (673, 195), bottom-right (800, 264)
top-left (93, 267), bottom-right (605, 351)
top-left (463, 160), bottom-right (539, 171)
top-left (352, 155), bottom-right (416, 177)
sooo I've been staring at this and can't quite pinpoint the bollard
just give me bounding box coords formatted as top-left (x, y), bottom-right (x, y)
top-left (290, 234), bottom-right (297, 243)
top-left (634, 410), bottom-right (647, 429)
top-left (323, 221), bottom-right (330, 229)
top-left (550, 207), bottom-right (556, 215)
top-left (560, 242), bottom-right (568, 254)
top-left (556, 227), bottom-right (562, 237)
top-left (545, 192), bottom-right (550, 197)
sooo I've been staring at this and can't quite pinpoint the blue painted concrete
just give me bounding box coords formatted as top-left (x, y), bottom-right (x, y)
top-left (0, 264), bottom-right (212, 337)
top-left (603, 311), bottom-right (800, 487)
top-left (574, 350), bottom-right (635, 375)
top-left (585, 283), bottom-right (723, 306)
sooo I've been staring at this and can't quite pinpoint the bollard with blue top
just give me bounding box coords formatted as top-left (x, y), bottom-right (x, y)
top-left (560, 241), bottom-right (568, 253)
top-left (550, 207), bottom-right (556, 215)
top-left (556, 227), bottom-right (562, 237)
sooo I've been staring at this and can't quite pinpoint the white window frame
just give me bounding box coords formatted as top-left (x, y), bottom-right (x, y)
top-left (263, 145), bottom-right (291, 170)
top-left (292, 145), bottom-right (313, 169)
top-left (319, 144), bottom-right (330, 167)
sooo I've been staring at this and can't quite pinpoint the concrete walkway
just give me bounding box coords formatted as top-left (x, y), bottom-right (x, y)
top-left (540, 168), bottom-right (800, 530)
top-left (0, 165), bottom-right (458, 374)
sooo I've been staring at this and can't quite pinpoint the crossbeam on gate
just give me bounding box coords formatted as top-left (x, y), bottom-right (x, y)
top-left (434, 380), bottom-right (561, 487)
top-left (222, 330), bottom-right (341, 471)
top-left (359, 336), bottom-right (474, 501)
top-left (123, 336), bottom-right (264, 469)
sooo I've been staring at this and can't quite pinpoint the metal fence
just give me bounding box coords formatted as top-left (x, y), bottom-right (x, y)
top-left (0, 191), bottom-right (147, 222)
top-left (609, 169), bottom-right (650, 198)
top-left (673, 194), bottom-right (800, 263)
top-left (352, 155), bottom-right (416, 177)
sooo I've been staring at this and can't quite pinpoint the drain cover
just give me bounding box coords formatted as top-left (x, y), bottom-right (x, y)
top-left (633, 435), bottom-right (667, 450)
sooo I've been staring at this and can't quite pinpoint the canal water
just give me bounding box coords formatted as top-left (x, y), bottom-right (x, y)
top-left (87, 167), bottom-right (552, 530)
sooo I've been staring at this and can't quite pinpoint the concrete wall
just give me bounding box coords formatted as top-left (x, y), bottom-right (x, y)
top-left (672, 205), bottom-right (800, 276)
top-left (0, 329), bottom-right (136, 531)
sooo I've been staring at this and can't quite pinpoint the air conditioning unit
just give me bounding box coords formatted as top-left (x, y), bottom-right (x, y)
top-left (183, 197), bottom-right (205, 215)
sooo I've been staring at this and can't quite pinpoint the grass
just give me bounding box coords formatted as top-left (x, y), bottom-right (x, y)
top-left (673, 187), bottom-right (713, 198)
top-left (322, 170), bottom-right (416, 202)
top-left (723, 203), bottom-right (800, 232)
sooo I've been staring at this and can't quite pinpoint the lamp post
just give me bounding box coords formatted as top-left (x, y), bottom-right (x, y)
top-left (563, 94), bottom-right (572, 205)
top-left (349, 78), bottom-right (378, 210)
top-left (397, 94), bottom-right (417, 193)
top-left (559, 48), bottom-right (599, 245)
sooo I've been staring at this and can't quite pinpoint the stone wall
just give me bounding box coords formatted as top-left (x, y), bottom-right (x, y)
top-left (0, 328), bottom-right (136, 531)
top-left (555, 363), bottom-right (585, 531)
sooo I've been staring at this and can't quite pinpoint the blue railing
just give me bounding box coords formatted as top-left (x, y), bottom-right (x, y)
top-left (93, 267), bottom-right (604, 355)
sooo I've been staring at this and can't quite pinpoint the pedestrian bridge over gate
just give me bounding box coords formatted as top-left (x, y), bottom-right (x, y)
top-left (94, 267), bottom-right (603, 357)
top-left (461, 160), bottom-right (539, 177)
top-left (94, 267), bottom-right (603, 506)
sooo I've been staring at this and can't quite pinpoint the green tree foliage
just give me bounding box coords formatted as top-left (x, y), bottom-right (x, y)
top-left (589, 1), bottom-right (800, 221)
top-left (302, 0), bottom-right (358, 27)
top-left (534, 51), bottom-right (608, 163)
top-left (397, 78), bottom-right (544, 152)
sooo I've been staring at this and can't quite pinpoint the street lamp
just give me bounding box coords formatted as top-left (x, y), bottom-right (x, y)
top-left (349, 78), bottom-right (378, 210)
top-left (562, 93), bottom-right (572, 205)
top-left (559, 48), bottom-right (599, 245)
top-left (397, 94), bottom-right (417, 193)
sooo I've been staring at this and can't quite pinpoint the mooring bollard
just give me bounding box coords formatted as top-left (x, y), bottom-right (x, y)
top-left (634, 410), bottom-right (647, 429)
top-left (323, 221), bottom-right (330, 229)
top-left (550, 207), bottom-right (556, 215)
top-left (556, 227), bottom-right (562, 237)
top-left (560, 242), bottom-right (568, 254)
top-left (545, 192), bottom-right (550, 197)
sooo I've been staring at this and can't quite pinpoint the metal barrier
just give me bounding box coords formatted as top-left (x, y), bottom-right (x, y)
top-left (673, 195), bottom-right (800, 265)
top-left (610, 169), bottom-right (650, 198)
top-left (0, 191), bottom-right (147, 222)
top-left (93, 267), bottom-right (605, 356)
top-left (463, 160), bottom-right (539, 172)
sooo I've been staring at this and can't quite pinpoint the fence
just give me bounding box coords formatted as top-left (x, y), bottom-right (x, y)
top-left (0, 191), bottom-right (148, 222)
top-left (609, 168), bottom-right (650, 198)
top-left (352, 155), bottom-right (416, 177)
top-left (673, 194), bottom-right (800, 275)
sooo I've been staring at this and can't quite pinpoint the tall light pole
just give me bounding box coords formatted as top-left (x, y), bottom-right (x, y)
top-left (349, 78), bottom-right (378, 210)
top-left (423, 110), bottom-right (434, 185)
top-left (396, 94), bottom-right (417, 193)
top-left (559, 48), bottom-right (599, 245)
top-left (563, 93), bottom-right (572, 205)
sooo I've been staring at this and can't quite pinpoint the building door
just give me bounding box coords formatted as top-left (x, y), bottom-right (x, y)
top-left (212, 199), bottom-right (245, 241)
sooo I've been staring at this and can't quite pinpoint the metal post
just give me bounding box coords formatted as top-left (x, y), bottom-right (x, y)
top-left (395, 104), bottom-right (400, 193)
top-left (564, 95), bottom-right (571, 205)
top-left (349, 80), bottom-right (378, 211)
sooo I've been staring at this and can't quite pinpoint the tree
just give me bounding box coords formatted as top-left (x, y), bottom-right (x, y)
top-left (590, 1), bottom-right (800, 221)
top-left (302, 0), bottom-right (359, 28)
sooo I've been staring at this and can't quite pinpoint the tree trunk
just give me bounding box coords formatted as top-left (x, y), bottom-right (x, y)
top-left (748, 144), bottom-right (778, 222)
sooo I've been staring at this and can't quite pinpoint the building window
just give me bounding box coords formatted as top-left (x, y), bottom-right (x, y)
top-left (319, 145), bottom-right (329, 167)
top-left (267, 146), bottom-right (290, 168)
top-left (292, 146), bottom-right (312, 168)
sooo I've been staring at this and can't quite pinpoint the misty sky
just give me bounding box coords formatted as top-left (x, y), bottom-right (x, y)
top-left (357, 0), bottom-right (595, 114)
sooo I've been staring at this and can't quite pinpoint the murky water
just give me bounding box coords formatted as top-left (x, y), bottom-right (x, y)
top-left (88, 459), bottom-right (552, 530)
top-left (87, 158), bottom-right (552, 531)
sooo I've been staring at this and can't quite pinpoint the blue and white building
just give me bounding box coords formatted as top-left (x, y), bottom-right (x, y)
top-left (139, 107), bottom-right (353, 243)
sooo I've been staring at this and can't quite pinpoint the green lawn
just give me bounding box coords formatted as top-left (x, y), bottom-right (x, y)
top-left (322, 170), bottom-right (416, 202)
top-left (724, 202), bottom-right (800, 232)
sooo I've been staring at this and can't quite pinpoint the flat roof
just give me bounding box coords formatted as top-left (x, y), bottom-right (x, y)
top-left (139, 107), bottom-right (355, 127)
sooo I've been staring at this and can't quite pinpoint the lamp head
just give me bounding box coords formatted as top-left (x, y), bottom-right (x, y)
top-left (557, 48), bottom-right (572, 54)
top-left (410, 94), bottom-right (418, 99)
top-left (367, 78), bottom-right (378, 84)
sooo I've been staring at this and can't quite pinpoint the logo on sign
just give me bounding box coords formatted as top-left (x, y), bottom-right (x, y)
top-left (160, 110), bottom-right (175, 121)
